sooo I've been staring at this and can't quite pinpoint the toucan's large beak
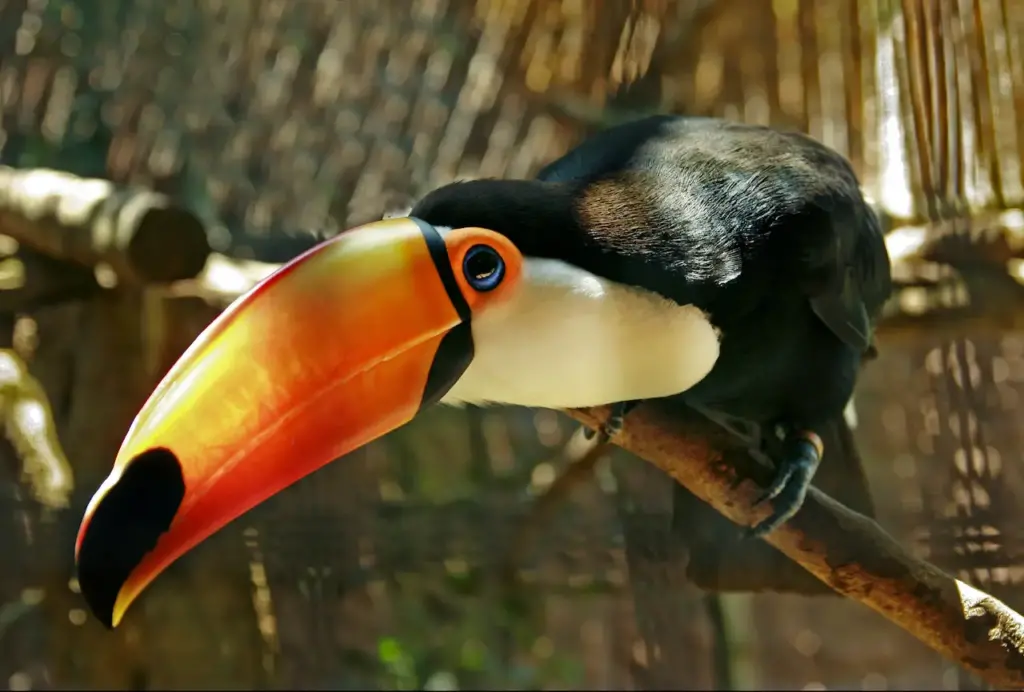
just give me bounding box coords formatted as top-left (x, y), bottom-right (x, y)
top-left (74, 217), bottom-right (522, 628)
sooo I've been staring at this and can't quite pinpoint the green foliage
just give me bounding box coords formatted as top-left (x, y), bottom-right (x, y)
top-left (377, 637), bottom-right (417, 689)
top-left (372, 525), bottom-right (586, 688)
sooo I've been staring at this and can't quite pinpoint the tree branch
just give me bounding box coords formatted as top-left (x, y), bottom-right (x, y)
top-left (0, 166), bottom-right (211, 285)
top-left (566, 404), bottom-right (1024, 689)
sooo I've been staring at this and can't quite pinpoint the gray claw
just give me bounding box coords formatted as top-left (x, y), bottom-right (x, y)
top-left (745, 435), bottom-right (821, 539)
top-left (754, 465), bottom-right (796, 506)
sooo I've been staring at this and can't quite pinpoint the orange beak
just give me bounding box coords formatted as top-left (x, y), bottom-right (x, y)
top-left (74, 217), bottom-right (522, 628)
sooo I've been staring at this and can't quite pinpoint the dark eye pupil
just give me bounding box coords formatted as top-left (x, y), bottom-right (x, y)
top-left (467, 250), bottom-right (497, 280)
top-left (463, 245), bottom-right (505, 292)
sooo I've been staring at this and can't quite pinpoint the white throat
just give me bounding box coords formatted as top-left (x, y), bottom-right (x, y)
top-left (440, 257), bottom-right (721, 409)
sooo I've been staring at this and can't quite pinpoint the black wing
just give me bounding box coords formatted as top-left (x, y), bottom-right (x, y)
top-left (807, 203), bottom-right (891, 352)
top-left (538, 115), bottom-right (892, 353)
top-left (535, 115), bottom-right (684, 183)
top-left (792, 138), bottom-right (891, 352)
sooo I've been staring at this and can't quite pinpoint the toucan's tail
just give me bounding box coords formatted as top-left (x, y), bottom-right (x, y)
top-left (674, 412), bottom-right (874, 595)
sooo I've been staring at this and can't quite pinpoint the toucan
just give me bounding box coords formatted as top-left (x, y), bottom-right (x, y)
top-left (74, 115), bottom-right (892, 629)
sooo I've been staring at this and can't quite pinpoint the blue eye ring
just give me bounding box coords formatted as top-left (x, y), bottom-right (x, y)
top-left (462, 244), bottom-right (505, 292)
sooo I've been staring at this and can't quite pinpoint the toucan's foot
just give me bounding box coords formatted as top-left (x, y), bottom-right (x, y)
top-left (744, 430), bottom-right (823, 539)
top-left (582, 399), bottom-right (640, 443)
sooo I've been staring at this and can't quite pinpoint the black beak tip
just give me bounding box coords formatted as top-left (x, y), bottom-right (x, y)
top-left (75, 447), bottom-right (186, 628)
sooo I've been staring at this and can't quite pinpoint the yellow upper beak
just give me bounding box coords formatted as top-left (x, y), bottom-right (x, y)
top-left (74, 217), bottom-right (522, 628)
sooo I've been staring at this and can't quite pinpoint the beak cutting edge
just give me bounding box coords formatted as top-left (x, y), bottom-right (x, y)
top-left (74, 217), bottom-right (522, 628)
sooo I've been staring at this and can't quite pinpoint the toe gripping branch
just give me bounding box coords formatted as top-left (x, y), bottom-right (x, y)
top-left (746, 429), bottom-right (824, 539)
top-left (582, 400), bottom-right (640, 445)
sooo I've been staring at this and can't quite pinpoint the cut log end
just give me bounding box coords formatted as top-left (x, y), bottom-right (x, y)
top-left (127, 206), bottom-right (211, 284)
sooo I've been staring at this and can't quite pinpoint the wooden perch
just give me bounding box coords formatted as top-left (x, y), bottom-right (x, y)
top-left (566, 404), bottom-right (1024, 689)
top-left (0, 166), bottom-right (211, 285)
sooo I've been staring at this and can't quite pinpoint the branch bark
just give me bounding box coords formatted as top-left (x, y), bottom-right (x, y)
top-left (566, 404), bottom-right (1024, 689)
top-left (0, 166), bottom-right (211, 285)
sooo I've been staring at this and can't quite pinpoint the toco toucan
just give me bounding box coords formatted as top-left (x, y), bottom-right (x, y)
top-left (74, 115), bottom-right (892, 629)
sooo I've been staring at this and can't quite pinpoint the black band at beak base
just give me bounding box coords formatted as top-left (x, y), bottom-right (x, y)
top-left (411, 217), bottom-right (474, 410)
top-left (413, 217), bottom-right (471, 323)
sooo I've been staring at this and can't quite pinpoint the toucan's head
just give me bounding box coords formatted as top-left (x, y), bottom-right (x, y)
top-left (75, 181), bottom-right (721, 628)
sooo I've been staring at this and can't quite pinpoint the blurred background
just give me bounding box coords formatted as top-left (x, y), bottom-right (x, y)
top-left (1, 0), bottom-right (1023, 688)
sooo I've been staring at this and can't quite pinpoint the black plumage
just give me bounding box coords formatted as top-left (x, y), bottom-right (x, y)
top-left (410, 114), bottom-right (892, 536)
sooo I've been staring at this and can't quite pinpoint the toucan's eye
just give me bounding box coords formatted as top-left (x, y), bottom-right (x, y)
top-left (463, 245), bottom-right (505, 292)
